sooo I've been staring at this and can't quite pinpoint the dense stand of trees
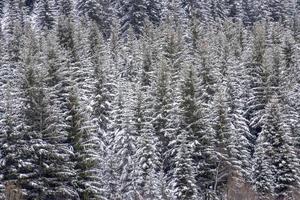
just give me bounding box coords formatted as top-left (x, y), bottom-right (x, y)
top-left (0, 0), bottom-right (299, 200)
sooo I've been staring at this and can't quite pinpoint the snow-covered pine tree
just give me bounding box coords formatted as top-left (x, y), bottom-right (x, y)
top-left (56, 0), bottom-right (76, 52)
top-left (169, 131), bottom-right (198, 200)
top-left (215, 30), bottom-right (255, 198)
top-left (210, 84), bottom-right (236, 198)
top-left (55, 21), bottom-right (105, 198)
top-left (225, 0), bottom-right (243, 22)
top-left (0, 1), bottom-right (26, 197)
top-left (209, 0), bottom-right (227, 22)
top-left (194, 27), bottom-right (218, 106)
top-left (254, 96), bottom-right (299, 199)
top-left (83, 20), bottom-right (117, 199)
top-left (144, 0), bottom-right (161, 26)
top-left (108, 14), bottom-right (122, 65)
top-left (135, 122), bottom-right (163, 199)
top-left (179, 65), bottom-right (199, 145)
top-left (35, 0), bottom-right (56, 32)
top-left (179, 65), bottom-right (200, 157)
top-left (42, 33), bottom-right (81, 199)
top-left (76, 0), bottom-right (112, 37)
top-left (104, 78), bottom-right (126, 200)
top-left (241, 0), bottom-right (257, 26)
top-left (133, 84), bottom-right (163, 199)
top-left (140, 18), bottom-right (160, 88)
top-left (185, 21), bottom-right (219, 195)
top-left (12, 26), bottom-right (52, 198)
top-left (150, 56), bottom-right (173, 199)
top-left (119, 0), bottom-right (147, 36)
top-left (265, 25), bottom-right (284, 100)
top-left (76, 0), bottom-right (102, 21)
top-left (281, 31), bottom-right (300, 167)
top-left (161, 14), bottom-right (186, 196)
top-left (87, 20), bottom-right (115, 141)
top-left (3, 0), bottom-right (23, 64)
top-left (217, 22), bottom-right (253, 183)
top-left (109, 80), bottom-right (139, 199)
top-left (0, 81), bottom-right (21, 199)
top-left (180, 64), bottom-right (217, 198)
top-left (61, 76), bottom-right (103, 199)
top-left (161, 17), bottom-right (185, 94)
top-left (0, 24), bottom-right (5, 197)
top-left (0, 0), bottom-right (4, 18)
top-left (263, 0), bottom-right (286, 23)
top-left (161, 6), bottom-right (196, 196)
top-left (118, 27), bottom-right (142, 82)
top-left (152, 58), bottom-right (172, 171)
top-left (253, 126), bottom-right (274, 199)
top-left (245, 22), bottom-right (269, 152)
top-left (57, 0), bottom-right (74, 17)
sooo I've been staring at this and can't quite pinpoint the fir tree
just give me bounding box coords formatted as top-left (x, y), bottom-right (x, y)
top-left (64, 85), bottom-right (104, 199)
top-left (226, 0), bottom-right (243, 22)
top-left (170, 132), bottom-right (198, 200)
top-left (42, 33), bottom-right (80, 199)
top-left (110, 81), bottom-right (138, 199)
top-left (3, 0), bottom-right (23, 64)
top-left (119, 0), bottom-right (147, 36)
top-left (76, 0), bottom-right (112, 36)
top-left (211, 85), bottom-right (236, 198)
top-left (0, 82), bottom-right (21, 197)
top-left (245, 22), bottom-right (269, 152)
top-left (0, 0), bottom-right (5, 18)
top-left (152, 58), bottom-right (172, 173)
top-left (133, 85), bottom-right (163, 199)
top-left (209, 0), bottom-right (227, 22)
top-left (35, 0), bottom-right (56, 32)
top-left (145, 0), bottom-right (161, 25)
top-left (254, 97), bottom-right (299, 200)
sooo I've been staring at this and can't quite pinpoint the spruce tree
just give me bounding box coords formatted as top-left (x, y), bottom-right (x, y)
top-left (226, 0), bottom-right (243, 22)
top-left (42, 33), bottom-right (80, 199)
top-left (87, 21), bottom-right (115, 140)
top-left (0, 0), bottom-right (5, 18)
top-left (76, 0), bottom-right (102, 21)
top-left (211, 85), bottom-right (237, 198)
top-left (76, 0), bottom-right (112, 36)
top-left (36, 0), bottom-right (56, 32)
top-left (0, 82), bottom-right (20, 198)
top-left (245, 22), bottom-right (269, 151)
top-left (152, 58), bottom-right (172, 172)
top-left (253, 129), bottom-right (274, 199)
top-left (105, 79), bottom-right (126, 199)
top-left (119, 0), bottom-right (147, 36)
top-left (209, 0), bottom-right (227, 22)
top-left (144, 0), bottom-right (161, 25)
top-left (65, 87), bottom-right (104, 199)
top-left (3, 0), bottom-right (23, 64)
top-left (254, 97), bottom-right (299, 199)
top-left (110, 81), bottom-right (138, 199)
top-left (170, 132), bottom-right (198, 200)
top-left (133, 85), bottom-right (163, 199)
top-left (241, 0), bottom-right (257, 25)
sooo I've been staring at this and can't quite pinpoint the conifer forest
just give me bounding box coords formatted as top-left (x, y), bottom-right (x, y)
top-left (0, 0), bottom-right (299, 200)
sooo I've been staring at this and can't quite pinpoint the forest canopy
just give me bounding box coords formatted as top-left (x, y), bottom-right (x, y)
top-left (0, 0), bottom-right (299, 200)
